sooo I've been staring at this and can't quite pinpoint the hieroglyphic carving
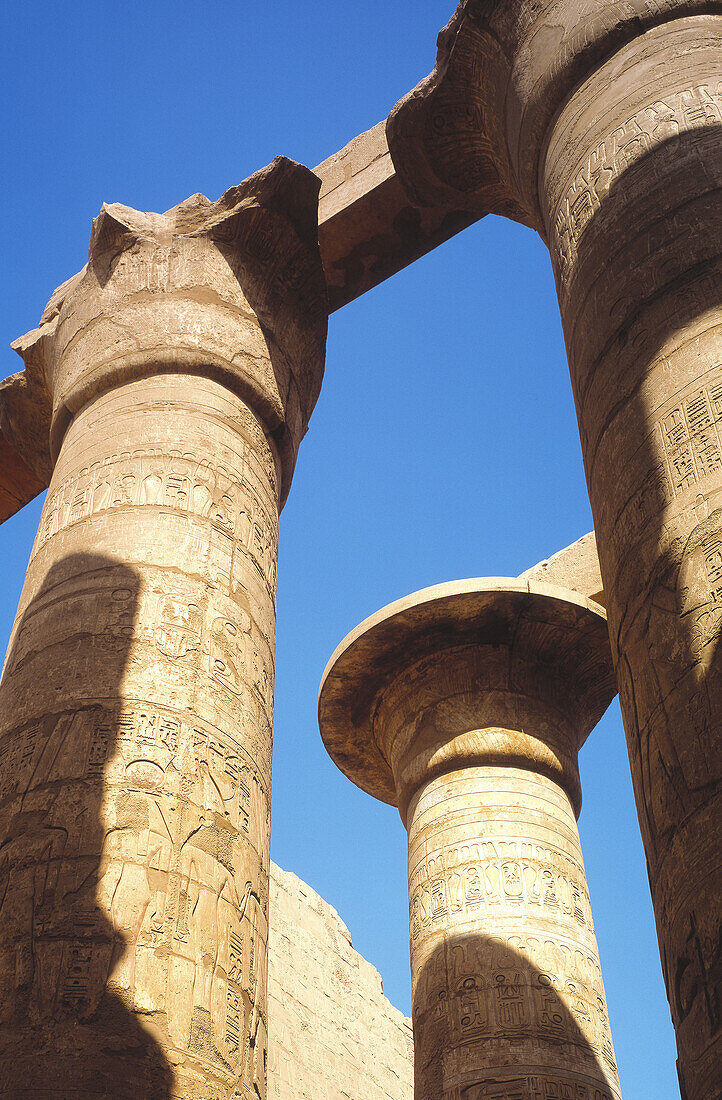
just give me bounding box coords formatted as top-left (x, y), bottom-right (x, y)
top-left (33, 445), bottom-right (279, 598)
top-left (538, 19), bottom-right (722, 1094)
top-left (0, 389), bottom-right (278, 1100)
top-left (319, 581), bottom-right (622, 1099)
top-left (407, 764), bottom-right (620, 1097)
top-left (1, 152), bottom-right (328, 1098)
top-left (382, 8), bottom-right (722, 1095)
top-left (658, 372), bottom-right (722, 497)
top-left (551, 83), bottom-right (722, 277)
top-left (463, 1078), bottom-right (614, 1100)
top-left (415, 927), bottom-right (614, 1062)
top-left (409, 838), bottom-right (594, 942)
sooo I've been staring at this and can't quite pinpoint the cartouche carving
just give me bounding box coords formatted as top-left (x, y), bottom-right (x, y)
top-left (389, 9), bottom-right (722, 1091)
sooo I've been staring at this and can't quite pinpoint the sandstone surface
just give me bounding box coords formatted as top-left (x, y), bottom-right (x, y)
top-left (267, 862), bottom-right (413, 1100)
top-left (0, 159), bottom-right (327, 1100)
top-left (320, 578), bottom-right (622, 1100)
top-left (388, 9), bottom-right (722, 1091)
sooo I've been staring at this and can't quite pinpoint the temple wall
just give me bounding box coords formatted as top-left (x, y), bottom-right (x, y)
top-left (267, 863), bottom-right (414, 1099)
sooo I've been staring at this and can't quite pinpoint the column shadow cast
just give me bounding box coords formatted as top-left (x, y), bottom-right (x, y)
top-left (0, 553), bottom-right (173, 1098)
top-left (414, 932), bottom-right (619, 1100)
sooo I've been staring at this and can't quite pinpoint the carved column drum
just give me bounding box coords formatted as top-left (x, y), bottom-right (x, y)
top-left (539, 23), bottom-right (722, 1096)
top-left (0, 160), bottom-right (327, 1100)
top-left (319, 579), bottom-right (622, 1100)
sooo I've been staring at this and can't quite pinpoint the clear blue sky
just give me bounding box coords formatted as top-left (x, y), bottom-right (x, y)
top-left (2, 2), bottom-right (677, 1095)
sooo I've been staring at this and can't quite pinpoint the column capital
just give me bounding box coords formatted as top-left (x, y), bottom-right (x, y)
top-left (319, 578), bottom-right (616, 821)
top-left (321, 578), bottom-right (622, 1098)
top-left (8, 156), bottom-right (328, 505)
top-left (386, 0), bottom-right (715, 230)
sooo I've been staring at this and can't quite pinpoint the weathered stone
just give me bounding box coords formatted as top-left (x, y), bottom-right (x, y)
top-left (0, 158), bottom-right (327, 1099)
top-left (0, 118), bottom-right (479, 529)
top-left (319, 578), bottom-right (622, 1100)
top-left (0, 435), bottom-right (45, 521)
top-left (389, 8), bottom-right (722, 1092)
top-left (316, 122), bottom-right (480, 312)
top-left (267, 862), bottom-right (413, 1100)
top-left (520, 532), bottom-right (604, 608)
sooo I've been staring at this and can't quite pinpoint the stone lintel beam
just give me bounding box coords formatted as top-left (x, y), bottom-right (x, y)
top-left (388, 8), bottom-right (722, 1092)
top-left (386, 0), bottom-right (717, 231)
top-left (319, 578), bottom-right (621, 1099)
top-left (316, 121), bottom-right (481, 312)
top-left (0, 434), bottom-right (46, 520)
top-left (520, 531), bottom-right (605, 608)
top-left (5, 157), bottom-right (327, 512)
top-left (0, 120), bottom-right (486, 522)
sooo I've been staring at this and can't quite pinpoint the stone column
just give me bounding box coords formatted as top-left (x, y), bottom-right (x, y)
top-left (319, 578), bottom-right (622, 1100)
top-left (387, 8), bottom-right (722, 1092)
top-left (540, 26), bottom-right (722, 1099)
top-left (0, 159), bottom-right (327, 1099)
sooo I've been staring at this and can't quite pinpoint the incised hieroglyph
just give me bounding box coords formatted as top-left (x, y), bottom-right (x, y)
top-left (0, 158), bottom-right (327, 1099)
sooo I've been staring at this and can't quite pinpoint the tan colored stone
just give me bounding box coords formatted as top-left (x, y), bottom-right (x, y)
top-left (0, 114), bottom-right (487, 529)
top-left (0, 158), bottom-right (327, 1099)
top-left (267, 862), bottom-right (413, 1100)
top-left (0, 435), bottom-right (45, 521)
top-left (316, 122), bottom-right (480, 312)
top-left (389, 9), bottom-right (722, 1093)
top-left (520, 532), bottom-right (604, 608)
top-left (319, 578), bottom-right (622, 1100)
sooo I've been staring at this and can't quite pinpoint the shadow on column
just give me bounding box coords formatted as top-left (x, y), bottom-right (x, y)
top-left (567, 123), bottom-right (722, 1095)
top-left (414, 933), bottom-right (619, 1100)
top-left (0, 554), bottom-right (173, 1098)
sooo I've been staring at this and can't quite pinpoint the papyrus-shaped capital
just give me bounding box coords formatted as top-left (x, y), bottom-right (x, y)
top-left (12, 156), bottom-right (328, 503)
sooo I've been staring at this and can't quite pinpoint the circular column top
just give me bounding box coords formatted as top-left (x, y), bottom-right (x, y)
top-left (318, 577), bottom-right (615, 807)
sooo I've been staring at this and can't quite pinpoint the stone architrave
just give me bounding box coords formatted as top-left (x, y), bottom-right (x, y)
top-left (0, 119), bottom-right (486, 526)
top-left (319, 578), bottom-right (622, 1100)
top-left (387, 7), bottom-right (722, 1092)
top-left (0, 159), bottom-right (327, 1099)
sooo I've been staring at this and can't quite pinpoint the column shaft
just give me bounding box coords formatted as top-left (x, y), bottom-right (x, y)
top-left (0, 374), bottom-right (277, 1098)
top-left (541, 18), bottom-right (722, 1094)
top-left (1, 157), bottom-right (327, 1098)
top-left (410, 766), bottom-right (619, 1100)
top-left (318, 581), bottom-right (624, 1100)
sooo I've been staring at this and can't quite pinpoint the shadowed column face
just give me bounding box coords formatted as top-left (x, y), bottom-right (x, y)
top-left (319, 580), bottom-right (621, 1100)
top-left (0, 159), bottom-right (327, 1099)
top-left (409, 768), bottom-right (617, 1100)
top-left (540, 21), bottom-right (722, 1096)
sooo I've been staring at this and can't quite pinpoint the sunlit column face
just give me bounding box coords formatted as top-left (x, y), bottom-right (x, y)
top-left (407, 766), bottom-right (620, 1100)
top-left (0, 158), bottom-right (326, 1100)
top-left (318, 580), bottom-right (622, 1100)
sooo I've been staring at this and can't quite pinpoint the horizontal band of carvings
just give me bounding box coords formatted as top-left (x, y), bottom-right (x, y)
top-left (5, 157), bottom-right (328, 511)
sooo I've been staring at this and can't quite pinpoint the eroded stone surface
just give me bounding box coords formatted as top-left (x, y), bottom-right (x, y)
top-left (0, 159), bottom-right (327, 1099)
top-left (319, 578), bottom-right (621, 1100)
top-left (316, 122), bottom-right (479, 312)
top-left (520, 533), bottom-right (604, 607)
top-left (542, 23), bottom-right (722, 1098)
top-left (0, 115), bottom-right (485, 530)
top-left (410, 767), bottom-right (618, 1100)
top-left (267, 862), bottom-right (413, 1100)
